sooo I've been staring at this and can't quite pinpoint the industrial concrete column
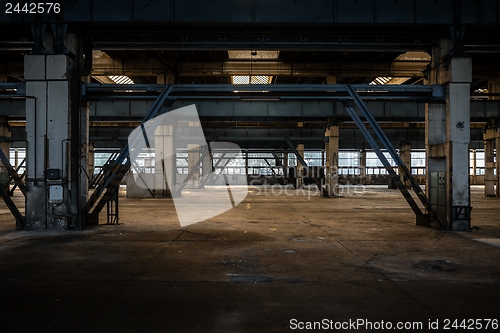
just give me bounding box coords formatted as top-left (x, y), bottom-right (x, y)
top-left (245, 150), bottom-right (249, 181)
top-left (399, 142), bottom-right (411, 187)
top-left (80, 84), bottom-right (90, 210)
top-left (154, 125), bottom-right (174, 197)
top-left (483, 127), bottom-right (499, 197)
top-left (296, 143), bottom-right (304, 189)
top-left (0, 117), bottom-right (11, 172)
top-left (187, 143), bottom-right (200, 188)
top-left (324, 126), bottom-right (339, 197)
top-left (426, 38), bottom-right (472, 230)
top-left (497, 132), bottom-right (500, 198)
top-left (283, 152), bottom-right (288, 180)
top-left (25, 48), bottom-right (83, 230)
top-left (151, 74), bottom-right (177, 197)
top-left (359, 149), bottom-right (367, 179)
top-left (487, 78), bottom-right (500, 100)
top-left (426, 40), bottom-right (448, 202)
top-left (471, 149), bottom-right (477, 185)
top-left (158, 73), bottom-right (175, 85)
top-left (88, 143), bottom-right (95, 179)
top-left (485, 79), bottom-right (500, 197)
top-left (0, 78), bottom-right (10, 190)
top-left (201, 148), bottom-right (211, 188)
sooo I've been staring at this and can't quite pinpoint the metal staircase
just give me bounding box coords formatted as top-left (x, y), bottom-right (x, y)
top-left (0, 149), bottom-right (25, 229)
top-left (89, 152), bottom-right (119, 189)
top-left (86, 163), bottom-right (129, 225)
top-left (82, 85), bottom-right (175, 225)
top-left (343, 84), bottom-right (443, 228)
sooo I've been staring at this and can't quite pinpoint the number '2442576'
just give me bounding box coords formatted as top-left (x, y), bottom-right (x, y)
top-left (5, 3), bottom-right (61, 14)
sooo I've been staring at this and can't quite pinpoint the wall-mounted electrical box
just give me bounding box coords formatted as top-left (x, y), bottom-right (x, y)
top-left (48, 185), bottom-right (63, 204)
top-left (45, 169), bottom-right (61, 181)
top-left (430, 171), bottom-right (447, 224)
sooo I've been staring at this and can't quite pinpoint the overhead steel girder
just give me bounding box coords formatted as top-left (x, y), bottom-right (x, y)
top-left (1, 83), bottom-right (499, 122)
top-left (177, 60), bottom-right (428, 77)
top-left (0, 99), bottom-right (427, 120)
top-left (88, 58), bottom-right (428, 78)
top-left (83, 83), bottom-right (444, 107)
top-left (83, 83), bottom-right (441, 95)
top-left (3, 59), bottom-right (500, 79)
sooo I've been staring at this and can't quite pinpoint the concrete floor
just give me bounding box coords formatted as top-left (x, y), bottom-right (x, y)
top-left (0, 185), bottom-right (499, 332)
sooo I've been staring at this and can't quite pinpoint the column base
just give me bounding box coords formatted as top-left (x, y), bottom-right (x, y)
top-left (416, 213), bottom-right (432, 227)
top-left (25, 182), bottom-right (47, 230)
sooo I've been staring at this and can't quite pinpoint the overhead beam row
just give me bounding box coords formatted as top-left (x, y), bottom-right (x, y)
top-left (1, 99), bottom-right (500, 122)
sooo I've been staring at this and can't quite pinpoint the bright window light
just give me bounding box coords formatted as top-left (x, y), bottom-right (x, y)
top-left (369, 77), bottom-right (392, 85)
top-left (232, 75), bottom-right (271, 85)
top-left (109, 75), bottom-right (134, 84)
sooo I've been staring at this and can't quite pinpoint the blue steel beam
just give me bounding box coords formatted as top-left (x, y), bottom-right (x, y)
top-left (343, 85), bottom-right (443, 228)
top-left (83, 83), bottom-right (441, 95)
top-left (341, 100), bottom-right (425, 217)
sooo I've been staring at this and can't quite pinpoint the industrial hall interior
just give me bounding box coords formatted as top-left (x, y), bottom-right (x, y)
top-left (1, 1), bottom-right (500, 332)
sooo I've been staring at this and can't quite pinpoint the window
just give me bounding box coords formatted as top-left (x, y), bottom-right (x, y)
top-left (232, 75), bottom-right (272, 85)
top-left (304, 151), bottom-right (323, 167)
top-left (471, 150), bottom-right (485, 176)
top-left (411, 151), bottom-right (426, 175)
top-left (108, 75), bottom-right (134, 84)
top-left (338, 151), bottom-right (360, 175)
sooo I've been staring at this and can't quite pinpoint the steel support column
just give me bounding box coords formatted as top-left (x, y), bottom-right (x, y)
top-left (497, 132), bottom-right (500, 198)
top-left (484, 136), bottom-right (496, 197)
top-left (283, 152), bottom-right (288, 180)
top-left (0, 117), bottom-right (11, 175)
top-left (359, 149), bottom-right (367, 179)
top-left (25, 35), bottom-right (82, 230)
top-left (296, 143), bottom-right (305, 189)
top-left (446, 59), bottom-right (473, 230)
top-left (426, 38), bottom-right (472, 230)
top-left (484, 127), bottom-right (499, 198)
top-left (324, 126), bottom-right (339, 197)
top-left (155, 124), bottom-right (174, 197)
top-left (201, 146), bottom-right (212, 188)
top-left (399, 142), bottom-right (412, 187)
top-left (188, 142), bottom-right (201, 189)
